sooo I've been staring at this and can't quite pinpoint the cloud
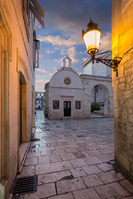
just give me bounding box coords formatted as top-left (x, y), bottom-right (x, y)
top-left (38, 33), bottom-right (83, 48)
top-left (67, 47), bottom-right (79, 63)
top-left (36, 68), bottom-right (55, 78)
top-left (60, 49), bottom-right (66, 55)
top-left (39, 35), bottom-right (77, 47)
top-left (100, 32), bottom-right (111, 50)
top-left (40, 0), bottom-right (112, 33)
top-left (37, 68), bottom-right (47, 73)
top-left (35, 79), bottom-right (49, 83)
top-left (46, 50), bottom-right (54, 54)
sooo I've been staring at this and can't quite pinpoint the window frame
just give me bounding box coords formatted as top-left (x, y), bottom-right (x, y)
top-left (64, 77), bottom-right (71, 85)
top-left (75, 101), bottom-right (81, 109)
top-left (53, 100), bottom-right (59, 109)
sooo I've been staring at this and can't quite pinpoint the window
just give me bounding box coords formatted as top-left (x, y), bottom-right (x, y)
top-left (64, 77), bottom-right (71, 85)
top-left (53, 101), bottom-right (59, 109)
top-left (75, 101), bottom-right (81, 109)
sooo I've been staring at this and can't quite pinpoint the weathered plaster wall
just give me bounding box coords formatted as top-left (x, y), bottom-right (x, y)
top-left (0, 0), bottom-right (36, 198)
top-left (48, 67), bottom-right (87, 119)
top-left (112, 0), bottom-right (133, 182)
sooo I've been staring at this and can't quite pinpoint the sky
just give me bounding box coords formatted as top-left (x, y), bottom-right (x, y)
top-left (35, 0), bottom-right (112, 92)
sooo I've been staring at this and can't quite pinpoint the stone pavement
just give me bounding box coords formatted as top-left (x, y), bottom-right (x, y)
top-left (15, 110), bottom-right (133, 199)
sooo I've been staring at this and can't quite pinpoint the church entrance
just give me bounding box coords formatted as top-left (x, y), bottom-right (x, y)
top-left (64, 101), bottom-right (71, 117)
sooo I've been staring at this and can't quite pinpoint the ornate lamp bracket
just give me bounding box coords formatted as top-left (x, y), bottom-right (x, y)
top-left (91, 56), bottom-right (122, 76)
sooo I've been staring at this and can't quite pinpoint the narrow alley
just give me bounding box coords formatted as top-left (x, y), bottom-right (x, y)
top-left (13, 111), bottom-right (133, 199)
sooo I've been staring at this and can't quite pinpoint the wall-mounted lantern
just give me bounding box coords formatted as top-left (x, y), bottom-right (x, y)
top-left (82, 18), bottom-right (122, 76)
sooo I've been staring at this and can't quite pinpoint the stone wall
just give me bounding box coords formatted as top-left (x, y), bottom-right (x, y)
top-left (0, 0), bottom-right (44, 198)
top-left (112, 0), bottom-right (133, 182)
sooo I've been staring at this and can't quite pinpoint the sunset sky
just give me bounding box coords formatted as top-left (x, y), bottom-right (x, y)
top-left (35, 0), bottom-right (112, 91)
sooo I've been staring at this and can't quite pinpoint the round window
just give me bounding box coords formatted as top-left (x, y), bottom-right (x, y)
top-left (64, 77), bottom-right (71, 85)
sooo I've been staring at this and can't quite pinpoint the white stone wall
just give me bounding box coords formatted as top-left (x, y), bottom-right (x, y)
top-left (45, 67), bottom-right (113, 119)
top-left (83, 61), bottom-right (112, 77)
top-left (47, 67), bottom-right (88, 119)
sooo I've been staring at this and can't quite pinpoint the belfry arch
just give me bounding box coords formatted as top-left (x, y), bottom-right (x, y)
top-left (63, 56), bottom-right (72, 68)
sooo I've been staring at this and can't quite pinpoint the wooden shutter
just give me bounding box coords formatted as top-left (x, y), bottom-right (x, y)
top-left (29, 0), bottom-right (44, 27)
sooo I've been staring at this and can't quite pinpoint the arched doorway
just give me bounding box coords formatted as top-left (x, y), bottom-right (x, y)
top-left (19, 71), bottom-right (27, 145)
top-left (91, 84), bottom-right (110, 117)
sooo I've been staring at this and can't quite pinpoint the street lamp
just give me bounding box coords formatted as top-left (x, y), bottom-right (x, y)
top-left (82, 18), bottom-right (122, 76)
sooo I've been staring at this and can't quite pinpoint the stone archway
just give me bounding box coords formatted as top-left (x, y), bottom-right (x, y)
top-left (81, 75), bottom-right (114, 118)
top-left (91, 84), bottom-right (110, 116)
top-left (18, 71), bottom-right (29, 172)
top-left (19, 71), bottom-right (27, 144)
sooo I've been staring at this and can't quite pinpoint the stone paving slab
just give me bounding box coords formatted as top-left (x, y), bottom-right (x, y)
top-left (14, 111), bottom-right (133, 199)
top-left (97, 162), bottom-right (114, 172)
top-left (50, 154), bottom-right (62, 163)
top-left (97, 170), bottom-right (125, 184)
top-left (85, 156), bottom-right (102, 165)
top-left (95, 182), bottom-right (130, 199)
top-left (73, 188), bottom-right (101, 199)
top-left (120, 179), bottom-right (133, 194)
top-left (17, 166), bottom-right (35, 177)
top-left (36, 161), bottom-right (73, 175)
top-left (82, 165), bottom-right (102, 175)
top-left (38, 170), bottom-right (72, 185)
top-left (38, 156), bottom-right (51, 164)
top-left (60, 152), bottom-right (77, 161)
top-left (82, 174), bottom-right (104, 187)
top-left (70, 168), bottom-right (87, 177)
top-left (25, 157), bottom-right (38, 166)
top-left (48, 192), bottom-right (74, 199)
top-left (56, 178), bottom-right (86, 194)
top-left (70, 159), bottom-right (88, 168)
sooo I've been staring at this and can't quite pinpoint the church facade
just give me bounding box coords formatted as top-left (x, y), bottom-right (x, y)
top-left (45, 54), bottom-right (114, 120)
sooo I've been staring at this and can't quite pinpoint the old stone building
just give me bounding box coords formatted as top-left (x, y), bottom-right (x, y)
top-left (45, 55), bottom-right (114, 119)
top-left (0, 0), bottom-right (44, 198)
top-left (112, 0), bottom-right (133, 181)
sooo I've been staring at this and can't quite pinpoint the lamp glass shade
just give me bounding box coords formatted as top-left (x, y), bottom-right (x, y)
top-left (83, 30), bottom-right (101, 54)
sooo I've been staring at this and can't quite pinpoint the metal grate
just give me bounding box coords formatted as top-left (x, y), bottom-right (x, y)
top-left (12, 176), bottom-right (37, 194)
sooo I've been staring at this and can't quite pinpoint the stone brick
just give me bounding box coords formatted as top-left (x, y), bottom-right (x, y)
top-left (70, 159), bottom-right (88, 168)
top-left (97, 170), bottom-right (125, 184)
top-left (49, 193), bottom-right (74, 199)
top-left (38, 170), bottom-right (71, 185)
top-left (36, 161), bottom-right (73, 175)
top-left (82, 165), bottom-right (102, 175)
top-left (82, 175), bottom-right (103, 187)
top-left (56, 178), bottom-right (86, 194)
top-left (70, 167), bottom-right (87, 177)
top-left (73, 188), bottom-right (101, 199)
top-left (120, 179), bottom-right (133, 194)
top-left (95, 182), bottom-right (130, 199)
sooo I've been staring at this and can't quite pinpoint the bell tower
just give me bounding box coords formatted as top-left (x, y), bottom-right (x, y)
top-left (63, 56), bottom-right (72, 68)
